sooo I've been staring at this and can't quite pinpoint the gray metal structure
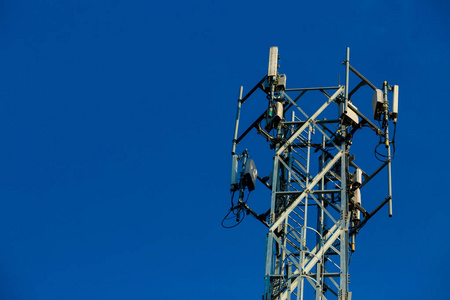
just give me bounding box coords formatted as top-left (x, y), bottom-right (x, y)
top-left (226, 47), bottom-right (398, 300)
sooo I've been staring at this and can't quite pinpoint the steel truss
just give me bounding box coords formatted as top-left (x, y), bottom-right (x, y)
top-left (228, 47), bottom-right (397, 300)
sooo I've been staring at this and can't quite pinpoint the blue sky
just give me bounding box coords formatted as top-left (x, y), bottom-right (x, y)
top-left (0, 0), bottom-right (448, 299)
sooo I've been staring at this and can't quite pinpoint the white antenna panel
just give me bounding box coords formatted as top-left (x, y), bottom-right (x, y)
top-left (341, 103), bottom-right (359, 125)
top-left (353, 168), bottom-right (362, 187)
top-left (231, 155), bottom-right (239, 187)
top-left (243, 159), bottom-right (258, 191)
top-left (392, 85), bottom-right (399, 122)
top-left (372, 89), bottom-right (383, 120)
top-left (268, 47), bottom-right (278, 77)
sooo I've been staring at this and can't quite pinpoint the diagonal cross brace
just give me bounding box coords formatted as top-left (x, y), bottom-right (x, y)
top-left (278, 226), bottom-right (343, 300)
top-left (277, 157), bottom-right (339, 225)
top-left (303, 227), bottom-right (342, 274)
top-left (276, 86), bottom-right (344, 156)
top-left (282, 91), bottom-right (342, 151)
top-left (270, 150), bottom-right (344, 231)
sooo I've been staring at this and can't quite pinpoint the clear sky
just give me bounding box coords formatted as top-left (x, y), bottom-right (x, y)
top-left (0, 0), bottom-right (448, 299)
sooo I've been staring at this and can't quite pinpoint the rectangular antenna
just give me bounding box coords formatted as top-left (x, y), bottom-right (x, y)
top-left (268, 46), bottom-right (278, 77)
top-left (231, 155), bottom-right (239, 188)
top-left (392, 85), bottom-right (399, 122)
top-left (372, 89), bottom-right (383, 120)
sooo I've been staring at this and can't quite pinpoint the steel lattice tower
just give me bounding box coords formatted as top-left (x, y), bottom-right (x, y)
top-left (226, 47), bottom-right (398, 300)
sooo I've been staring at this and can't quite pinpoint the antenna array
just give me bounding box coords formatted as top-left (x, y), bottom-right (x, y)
top-left (225, 47), bottom-right (398, 300)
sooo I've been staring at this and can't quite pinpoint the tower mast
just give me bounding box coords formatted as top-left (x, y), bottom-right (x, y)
top-left (226, 47), bottom-right (398, 300)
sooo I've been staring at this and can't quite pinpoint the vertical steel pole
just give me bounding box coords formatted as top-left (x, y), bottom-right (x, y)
top-left (265, 77), bottom-right (280, 299)
top-left (383, 82), bottom-right (393, 217)
top-left (231, 86), bottom-right (243, 155)
top-left (339, 47), bottom-right (350, 300)
top-left (299, 126), bottom-right (312, 300)
top-left (315, 132), bottom-right (326, 300)
top-left (387, 148), bottom-right (393, 217)
top-left (265, 156), bottom-right (278, 299)
top-left (344, 48), bottom-right (349, 113)
top-left (288, 111), bottom-right (295, 187)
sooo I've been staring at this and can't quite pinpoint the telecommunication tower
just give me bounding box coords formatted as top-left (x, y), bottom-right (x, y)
top-left (225, 47), bottom-right (398, 300)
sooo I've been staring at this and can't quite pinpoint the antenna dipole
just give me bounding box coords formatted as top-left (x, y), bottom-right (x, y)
top-left (225, 47), bottom-right (398, 300)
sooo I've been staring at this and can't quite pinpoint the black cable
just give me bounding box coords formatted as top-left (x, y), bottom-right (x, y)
top-left (374, 142), bottom-right (388, 162)
top-left (222, 190), bottom-right (251, 229)
top-left (374, 139), bottom-right (396, 162)
top-left (392, 122), bottom-right (397, 141)
top-left (244, 191), bottom-right (251, 204)
top-left (221, 209), bottom-right (244, 228)
top-left (391, 122), bottom-right (397, 157)
top-left (374, 119), bottom-right (397, 162)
